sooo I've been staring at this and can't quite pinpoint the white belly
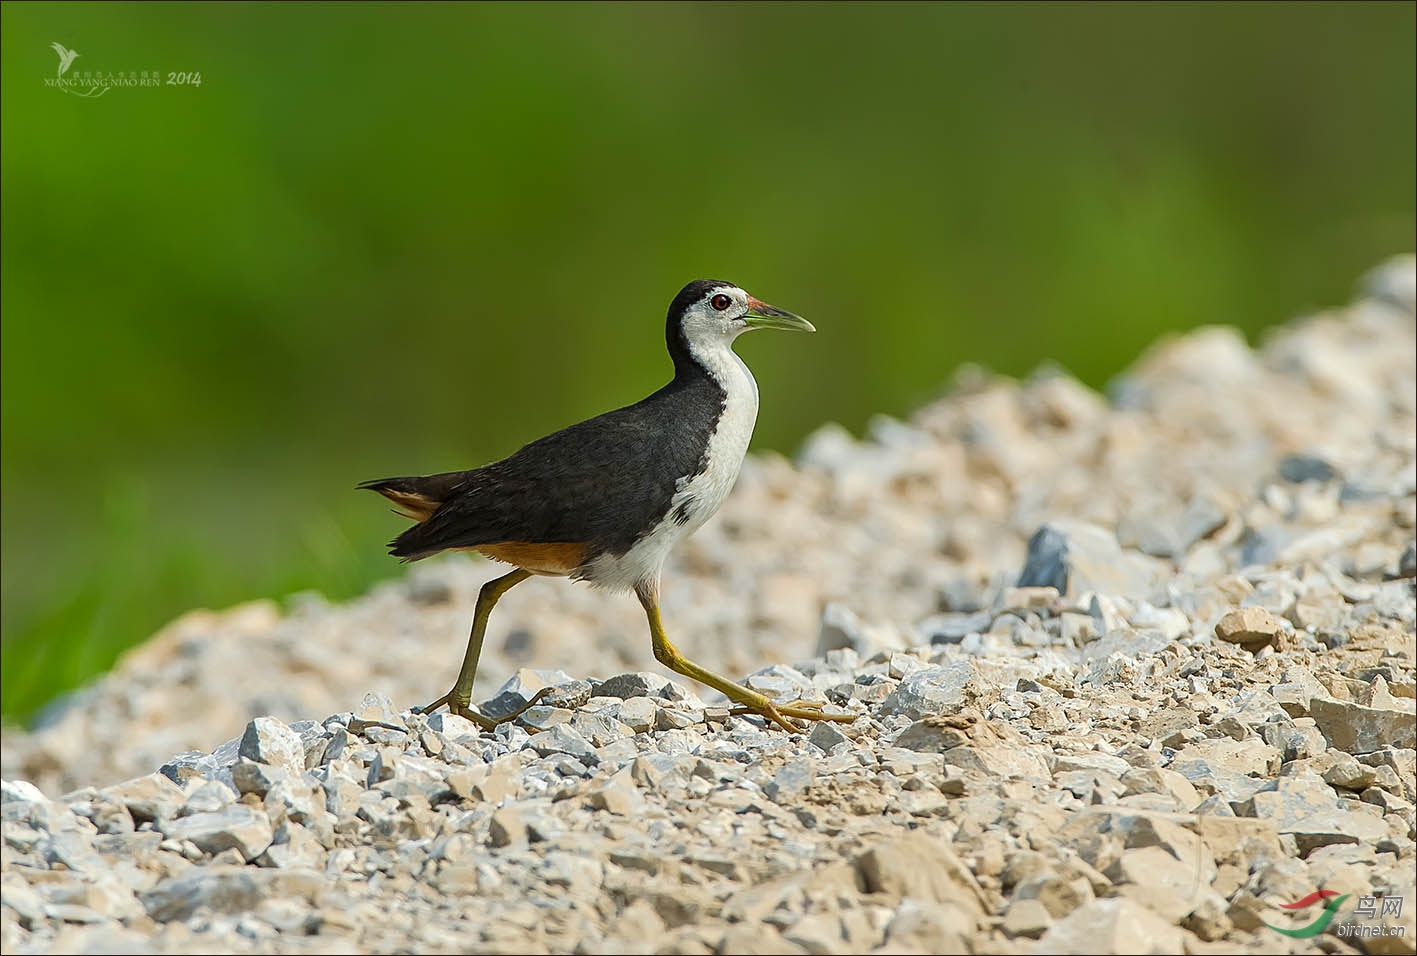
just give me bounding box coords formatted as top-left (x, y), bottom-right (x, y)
top-left (581, 347), bottom-right (759, 593)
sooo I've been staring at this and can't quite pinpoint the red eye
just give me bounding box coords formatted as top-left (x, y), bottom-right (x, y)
top-left (711, 294), bottom-right (731, 312)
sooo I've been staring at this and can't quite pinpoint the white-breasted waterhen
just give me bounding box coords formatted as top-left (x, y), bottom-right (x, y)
top-left (360, 280), bottom-right (855, 733)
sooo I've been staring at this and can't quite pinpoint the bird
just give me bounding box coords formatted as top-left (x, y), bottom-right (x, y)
top-left (50, 42), bottom-right (80, 77)
top-left (361, 279), bottom-right (856, 733)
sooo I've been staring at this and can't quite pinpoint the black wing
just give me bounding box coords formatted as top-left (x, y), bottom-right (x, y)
top-left (388, 377), bottom-right (725, 561)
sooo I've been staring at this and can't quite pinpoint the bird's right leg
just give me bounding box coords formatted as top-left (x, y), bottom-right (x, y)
top-left (416, 568), bottom-right (533, 730)
top-left (635, 583), bottom-right (856, 733)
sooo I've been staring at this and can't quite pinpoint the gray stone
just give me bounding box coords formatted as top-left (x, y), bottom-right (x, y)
top-left (1, 780), bottom-right (46, 805)
top-left (177, 782), bottom-right (233, 821)
top-left (763, 762), bottom-right (815, 803)
top-left (1321, 752), bottom-right (1378, 791)
top-left (1017, 521), bottom-right (1161, 597)
top-left (1109, 845), bottom-right (1206, 923)
top-left (426, 712), bottom-right (482, 741)
top-left (593, 672), bottom-right (670, 700)
top-left (238, 717), bottom-right (305, 774)
top-left (348, 692), bottom-right (402, 732)
top-left (919, 611), bottom-right (993, 645)
top-left (518, 705), bottom-right (573, 731)
top-left (817, 602), bottom-right (865, 655)
top-left (1013, 868), bottom-right (1094, 918)
top-left (488, 808), bottom-right (525, 847)
top-left (1038, 898), bottom-right (1185, 954)
top-left (1235, 776), bottom-right (1388, 849)
top-left (1054, 751), bottom-right (1131, 778)
top-left (540, 679), bottom-right (593, 710)
top-left (654, 708), bottom-right (697, 731)
top-left (1119, 766), bottom-right (1201, 811)
top-left (943, 742), bottom-right (1050, 780)
top-left (1277, 453), bottom-right (1337, 484)
top-left (525, 725), bottom-right (598, 761)
top-left (856, 835), bottom-right (988, 914)
top-left (587, 773), bottom-right (645, 815)
top-left (480, 689), bottom-right (537, 721)
top-left (261, 822), bottom-right (326, 870)
top-left (158, 752), bottom-right (225, 788)
top-left (895, 716), bottom-right (972, 753)
top-left (745, 663), bottom-right (814, 698)
top-left (158, 804), bottom-right (273, 862)
top-left (230, 760), bottom-right (291, 798)
top-left (102, 774), bottom-right (185, 824)
top-left (883, 898), bottom-right (977, 953)
top-left (881, 660), bottom-right (984, 720)
top-left (1117, 511), bottom-right (1185, 559)
top-left (569, 710), bottom-right (632, 747)
top-left (615, 697), bottom-right (659, 733)
top-left (807, 721), bottom-right (850, 752)
top-left (1258, 718), bottom-right (1326, 761)
top-left (1310, 697), bottom-right (1416, 754)
top-left (1059, 611), bottom-right (1098, 645)
top-left (140, 867), bottom-right (320, 922)
top-left (1018, 525), bottom-right (1069, 591)
top-left (1002, 897), bottom-right (1053, 939)
top-left (630, 753), bottom-right (696, 791)
top-left (1177, 495), bottom-right (1230, 552)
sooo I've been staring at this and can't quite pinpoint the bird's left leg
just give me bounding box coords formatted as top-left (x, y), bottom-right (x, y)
top-left (416, 568), bottom-right (541, 730)
top-left (635, 583), bottom-right (856, 733)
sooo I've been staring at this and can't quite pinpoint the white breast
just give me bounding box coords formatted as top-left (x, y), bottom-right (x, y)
top-left (580, 342), bottom-right (759, 593)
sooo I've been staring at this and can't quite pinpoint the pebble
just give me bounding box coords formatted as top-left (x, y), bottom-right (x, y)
top-left (3, 259), bottom-right (1414, 954)
top-left (1214, 606), bottom-right (1288, 651)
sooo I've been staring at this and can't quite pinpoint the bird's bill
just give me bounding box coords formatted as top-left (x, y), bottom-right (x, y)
top-left (743, 296), bottom-right (815, 332)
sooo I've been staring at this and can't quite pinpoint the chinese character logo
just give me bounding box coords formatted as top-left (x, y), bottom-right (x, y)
top-left (49, 42), bottom-right (80, 78)
top-left (43, 44), bottom-right (194, 97)
top-left (1265, 890), bottom-right (1351, 939)
top-left (1353, 895), bottom-right (1406, 920)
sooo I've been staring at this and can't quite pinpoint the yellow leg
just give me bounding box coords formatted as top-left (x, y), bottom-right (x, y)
top-left (636, 584), bottom-right (856, 733)
top-left (417, 568), bottom-right (532, 730)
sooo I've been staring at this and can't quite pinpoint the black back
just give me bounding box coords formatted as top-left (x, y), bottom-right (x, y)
top-left (386, 282), bottom-right (734, 561)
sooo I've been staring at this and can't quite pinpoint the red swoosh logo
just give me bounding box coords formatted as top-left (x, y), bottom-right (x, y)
top-left (1280, 890), bottom-right (1340, 910)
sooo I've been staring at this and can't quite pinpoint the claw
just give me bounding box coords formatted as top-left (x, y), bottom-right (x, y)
top-left (413, 687), bottom-right (553, 733)
top-left (728, 698), bottom-right (857, 733)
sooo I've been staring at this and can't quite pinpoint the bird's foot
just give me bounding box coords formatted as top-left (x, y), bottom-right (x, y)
top-left (413, 688), bottom-right (552, 732)
top-left (728, 698), bottom-right (857, 734)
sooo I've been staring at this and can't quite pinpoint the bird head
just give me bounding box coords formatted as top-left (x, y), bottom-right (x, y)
top-left (667, 279), bottom-right (813, 359)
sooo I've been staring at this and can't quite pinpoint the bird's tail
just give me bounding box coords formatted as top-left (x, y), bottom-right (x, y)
top-left (358, 473), bottom-right (464, 521)
top-left (359, 472), bottom-right (474, 561)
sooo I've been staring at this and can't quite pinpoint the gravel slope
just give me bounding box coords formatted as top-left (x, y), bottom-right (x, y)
top-left (3, 257), bottom-right (1414, 954)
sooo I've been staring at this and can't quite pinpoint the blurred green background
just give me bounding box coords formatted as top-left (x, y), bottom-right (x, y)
top-left (2, 3), bottom-right (1413, 724)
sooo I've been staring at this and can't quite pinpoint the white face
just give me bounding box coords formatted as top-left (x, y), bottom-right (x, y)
top-left (679, 284), bottom-right (753, 348)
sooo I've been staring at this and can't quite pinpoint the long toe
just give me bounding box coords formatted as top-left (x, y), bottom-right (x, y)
top-left (778, 700), bottom-right (858, 724)
top-left (414, 692), bottom-right (454, 716)
top-left (730, 699), bottom-right (856, 733)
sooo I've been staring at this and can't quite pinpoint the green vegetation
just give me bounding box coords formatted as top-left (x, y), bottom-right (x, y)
top-left (2, 3), bottom-right (1413, 723)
